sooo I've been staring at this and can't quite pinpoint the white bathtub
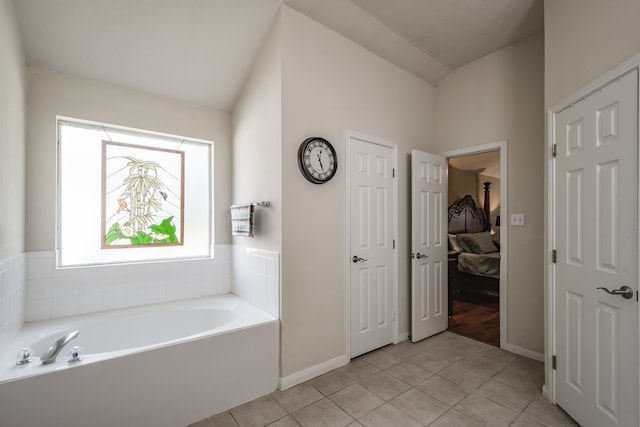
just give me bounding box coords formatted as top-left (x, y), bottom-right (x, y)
top-left (0, 293), bottom-right (279, 427)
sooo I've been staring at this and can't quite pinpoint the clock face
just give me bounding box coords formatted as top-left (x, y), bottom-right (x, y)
top-left (298, 137), bottom-right (337, 184)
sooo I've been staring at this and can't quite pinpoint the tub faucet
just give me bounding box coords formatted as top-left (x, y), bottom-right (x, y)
top-left (40, 331), bottom-right (79, 365)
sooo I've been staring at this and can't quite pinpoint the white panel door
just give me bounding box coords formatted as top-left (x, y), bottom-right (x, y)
top-left (554, 69), bottom-right (638, 427)
top-left (411, 150), bottom-right (448, 342)
top-left (349, 136), bottom-right (395, 357)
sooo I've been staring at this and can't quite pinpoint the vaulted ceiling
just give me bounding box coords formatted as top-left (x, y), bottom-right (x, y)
top-left (12, 0), bottom-right (543, 111)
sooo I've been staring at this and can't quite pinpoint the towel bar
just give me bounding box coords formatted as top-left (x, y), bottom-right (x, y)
top-left (252, 201), bottom-right (271, 208)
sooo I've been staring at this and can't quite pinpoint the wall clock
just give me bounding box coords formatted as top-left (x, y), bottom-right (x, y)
top-left (297, 137), bottom-right (337, 184)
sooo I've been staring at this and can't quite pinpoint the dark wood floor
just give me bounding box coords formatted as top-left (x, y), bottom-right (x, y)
top-left (448, 295), bottom-right (500, 347)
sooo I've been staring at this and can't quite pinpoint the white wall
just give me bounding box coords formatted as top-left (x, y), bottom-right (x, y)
top-left (545, 0), bottom-right (640, 109)
top-left (0, 0), bottom-right (26, 357)
top-left (231, 16), bottom-right (283, 320)
top-left (436, 33), bottom-right (545, 355)
top-left (0, 0), bottom-right (25, 259)
top-left (279, 6), bottom-right (436, 380)
top-left (232, 15), bottom-right (282, 252)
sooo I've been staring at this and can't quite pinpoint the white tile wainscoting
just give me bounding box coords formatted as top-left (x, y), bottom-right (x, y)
top-left (231, 246), bottom-right (280, 319)
top-left (24, 244), bottom-right (280, 323)
top-left (0, 253), bottom-right (26, 358)
top-left (25, 246), bottom-right (232, 322)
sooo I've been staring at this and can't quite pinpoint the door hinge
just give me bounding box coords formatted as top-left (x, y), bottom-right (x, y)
top-left (552, 144), bottom-right (557, 158)
top-left (392, 168), bottom-right (396, 178)
top-left (552, 249), bottom-right (557, 263)
top-left (393, 239), bottom-right (395, 249)
top-left (552, 355), bottom-right (557, 370)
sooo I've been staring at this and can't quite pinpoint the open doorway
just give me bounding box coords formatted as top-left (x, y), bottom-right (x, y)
top-left (441, 141), bottom-right (507, 348)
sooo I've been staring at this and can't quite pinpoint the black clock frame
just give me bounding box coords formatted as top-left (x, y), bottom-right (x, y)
top-left (297, 137), bottom-right (338, 184)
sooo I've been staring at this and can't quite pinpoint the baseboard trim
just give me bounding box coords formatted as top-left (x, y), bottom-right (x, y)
top-left (279, 354), bottom-right (350, 391)
top-left (502, 343), bottom-right (544, 362)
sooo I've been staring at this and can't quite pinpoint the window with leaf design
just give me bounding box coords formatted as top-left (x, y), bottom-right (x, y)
top-left (57, 118), bottom-right (212, 267)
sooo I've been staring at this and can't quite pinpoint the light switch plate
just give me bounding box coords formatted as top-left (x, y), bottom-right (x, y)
top-left (511, 213), bottom-right (525, 226)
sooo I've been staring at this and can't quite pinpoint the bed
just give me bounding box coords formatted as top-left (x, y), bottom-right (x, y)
top-left (448, 188), bottom-right (500, 299)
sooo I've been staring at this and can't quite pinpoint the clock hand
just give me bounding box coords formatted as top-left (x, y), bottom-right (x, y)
top-left (317, 150), bottom-right (325, 172)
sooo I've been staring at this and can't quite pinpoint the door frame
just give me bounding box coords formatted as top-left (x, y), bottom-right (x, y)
top-left (546, 53), bottom-right (640, 406)
top-left (345, 130), bottom-right (399, 358)
top-left (440, 140), bottom-right (508, 349)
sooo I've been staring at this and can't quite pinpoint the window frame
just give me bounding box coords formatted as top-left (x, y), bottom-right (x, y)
top-left (56, 116), bottom-right (214, 268)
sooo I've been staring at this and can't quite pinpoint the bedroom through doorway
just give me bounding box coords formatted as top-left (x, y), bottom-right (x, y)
top-left (444, 146), bottom-right (504, 347)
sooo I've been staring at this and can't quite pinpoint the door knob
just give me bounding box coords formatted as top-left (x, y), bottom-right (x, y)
top-left (596, 285), bottom-right (634, 300)
top-left (352, 256), bottom-right (367, 263)
top-left (416, 253), bottom-right (428, 260)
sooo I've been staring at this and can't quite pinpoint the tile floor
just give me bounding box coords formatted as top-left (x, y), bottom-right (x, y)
top-left (189, 332), bottom-right (578, 427)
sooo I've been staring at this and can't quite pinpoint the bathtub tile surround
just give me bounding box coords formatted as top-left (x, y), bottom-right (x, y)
top-left (26, 245), bottom-right (232, 321)
top-left (232, 246), bottom-right (280, 318)
top-left (0, 253), bottom-right (26, 358)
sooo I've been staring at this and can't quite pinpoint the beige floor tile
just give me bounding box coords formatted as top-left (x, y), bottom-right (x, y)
top-left (475, 378), bottom-right (536, 412)
top-left (358, 403), bottom-right (422, 427)
top-left (389, 387), bottom-right (449, 425)
top-left (274, 382), bottom-right (324, 413)
top-left (360, 348), bottom-right (402, 369)
top-left (426, 335), bottom-right (488, 360)
top-left (337, 359), bottom-right (381, 382)
top-left (187, 411), bottom-right (238, 427)
top-left (360, 371), bottom-right (412, 401)
top-left (415, 375), bottom-right (468, 406)
top-left (329, 383), bottom-right (384, 419)
top-left (384, 361), bottom-right (432, 385)
top-left (476, 345), bottom-right (518, 365)
top-left (426, 346), bottom-right (479, 362)
top-left (429, 409), bottom-right (483, 427)
top-left (382, 340), bottom-right (423, 360)
top-left (510, 415), bottom-right (546, 426)
top-left (457, 351), bottom-right (513, 377)
top-left (437, 343), bottom-right (486, 361)
top-left (521, 397), bottom-right (580, 426)
top-left (230, 394), bottom-right (288, 427)
top-left (311, 369), bottom-right (355, 396)
top-left (511, 356), bottom-right (545, 373)
top-left (455, 394), bottom-right (519, 427)
top-left (492, 364), bottom-right (544, 394)
top-left (438, 363), bottom-right (492, 392)
top-left (428, 331), bottom-right (466, 345)
top-left (292, 398), bottom-right (354, 427)
top-left (267, 415), bottom-right (301, 427)
top-left (406, 350), bottom-right (453, 373)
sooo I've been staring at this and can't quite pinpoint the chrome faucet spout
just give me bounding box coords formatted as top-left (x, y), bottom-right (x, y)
top-left (40, 330), bottom-right (79, 364)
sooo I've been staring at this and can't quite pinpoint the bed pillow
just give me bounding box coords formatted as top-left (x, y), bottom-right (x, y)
top-left (455, 235), bottom-right (472, 253)
top-left (448, 234), bottom-right (464, 252)
top-left (457, 232), bottom-right (498, 254)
